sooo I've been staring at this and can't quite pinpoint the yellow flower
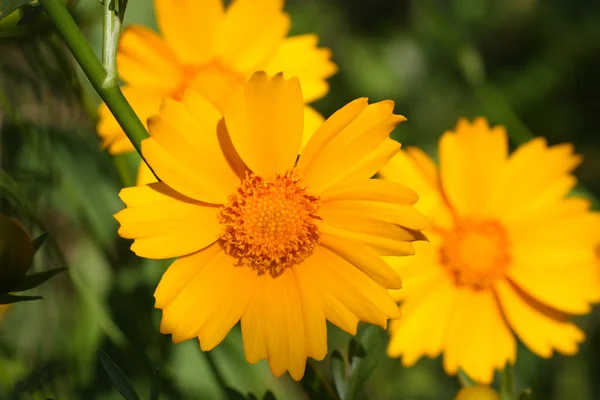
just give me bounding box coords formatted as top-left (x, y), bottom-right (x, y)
top-left (114, 72), bottom-right (428, 380)
top-left (0, 305), bottom-right (9, 320)
top-left (454, 386), bottom-right (500, 400)
top-left (382, 117), bottom-right (600, 384)
top-left (98, 0), bottom-right (337, 184)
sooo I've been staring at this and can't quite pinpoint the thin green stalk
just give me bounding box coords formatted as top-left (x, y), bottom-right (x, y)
top-left (102, 0), bottom-right (121, 85)
top-left (38, 0), bottom-right (148, 158)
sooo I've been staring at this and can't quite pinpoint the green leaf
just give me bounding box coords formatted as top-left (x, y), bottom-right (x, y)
top-left (331, 350), bottom-right (347, 400)
top-left (262, 391), bottom-right (276, 400)
top-left (348, 339), bottom-right (366, 361)
top-left (500, 363), bottom-right (515, 400)
top-left (457, 369), bottom-right (476, 388)
top-left (225, 388), bottom-right (246, 400)
top-left (247, 394), bottom-right (258, 400)
top-left (31, 231), bottom-right (48, 253)
top-left (150, 367), bottom-right (160, 400)
top-left (11, 267), bottom-right (66, 292)
top-left (97, 351), bottom-right (141, 400)
top-left (345, 325), bottom-right (385, 400)
top-left (517, 389), bottom-right (533, 400)
top-left (0, 0), bottom-right (34, 21)
top-left (0, 293), bottom-right (42, 304)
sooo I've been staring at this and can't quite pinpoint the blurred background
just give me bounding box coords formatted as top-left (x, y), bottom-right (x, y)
top-left (0, 0), bottom-right (599, 398)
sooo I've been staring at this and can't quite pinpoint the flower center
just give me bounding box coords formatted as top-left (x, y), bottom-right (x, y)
top-left (438, 218), bottom-right (510, 290)
top-left (173, 61), bottom-right (245, 111)
top-left (218, 170), bottom-right (321, 277)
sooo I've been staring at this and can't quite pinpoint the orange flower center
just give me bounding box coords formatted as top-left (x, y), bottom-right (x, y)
top-left (438, 218), bottom-right (510, 290)
top-left (173, 61), bottom-right (245, 111)
top-left (218, 170), bottom-right (321, 277)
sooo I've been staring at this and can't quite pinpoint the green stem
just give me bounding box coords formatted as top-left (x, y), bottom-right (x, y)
top-left (38, 0), bottom-right (148, 157)
top-left (500, 363), bottom-right (516, 400)
top-left (102, 0), bottom-right (121, 85)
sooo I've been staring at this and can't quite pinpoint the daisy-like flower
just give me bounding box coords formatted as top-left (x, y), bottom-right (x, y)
top-left (382, 117), bottom-right (600, 384)
top-left (114, 72), bottom-right (429, 379)
top-left (98, 0), bottom-right (337, 184)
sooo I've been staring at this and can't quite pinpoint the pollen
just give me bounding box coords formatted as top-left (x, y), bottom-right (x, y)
top-left (218, 170), bottom-right (321, 277)
top-left (438, 218), bottom-right (511, 290)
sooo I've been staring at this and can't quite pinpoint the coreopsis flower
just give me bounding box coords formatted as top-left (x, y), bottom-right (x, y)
top-left (114, 72), bottom-right (429, 380)
top-left (382, 117), bottom-right (600, 384)
top-left (98, 0), bottom-right (337, 184)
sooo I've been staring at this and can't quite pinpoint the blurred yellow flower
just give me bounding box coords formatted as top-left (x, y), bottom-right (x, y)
top-left (382, 117), bottom-right (600, 384)
top-left (0, 305), bottom-right (9, 320)
top-left (454, 386), bottom-right (500, 400)
top-left (97, 0), bottom-right (337, 185)
top-left (114, 72), bottom-right (428, 380)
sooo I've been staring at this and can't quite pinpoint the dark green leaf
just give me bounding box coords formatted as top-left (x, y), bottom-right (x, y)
top-left (225, 388), bottom-right (246, 400)
top-left (457, 369), bottom-right (476, 388)
top-left (345, 325), bottom-right (385, 400)
top-left (0, 293), bottom-right (42, 304)
top-left (331, 350), bottom-right (347, 400)
top-left (262, 391), bottom-right (276, 400)
top-left (300, 361), bottom-right (339, 400)
top-left (500, 363), bottom-right (515, 400)
top-left (150, 367), bottom-right (160, 400)
top-left (31, 231), bottom-right (48, 253)
top-left (247, 394), bottom-right (258, 400)
top-left (11, 267), bottom-right (66, 292)
top-left (517, 389), bottom-right (533, 400)
top-left (97, 351), bottom-right (141, 400)
top-left (0, 0), bottom-right (33, 21)
top-left (348, 339), bottom-right (366, 361)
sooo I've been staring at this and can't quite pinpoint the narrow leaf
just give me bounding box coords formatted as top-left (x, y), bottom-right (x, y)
top-left (262, 391), bottom-right (276, 400)
top-left (345, 325), bottom-right (386, 400)
top-left (457, 369), bottom-right (476, 388)
top-left (0, 293), bottom-right (42, 304)
top-left (331, 350), bottom-right (347, 400)
top-left (348, 339), bottom-right (366, 361)
top-left (500, 363), bottom-right (515, 400)
top-left (97, 351), bottom-right (141, 400)
top-left (0, 0), bottom-right (33, 20)
top-left (225, 388), bottom-right (246, 400)
top-left (31, 231), bottom-right (48, 253)
top-left (150, 367), bottom-right (160, 400)
top-left (11, 267), bottom-right (67, 292)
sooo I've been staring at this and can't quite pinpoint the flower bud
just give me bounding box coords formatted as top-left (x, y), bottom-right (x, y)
top-left (454, 386), bottom-right (500, 400)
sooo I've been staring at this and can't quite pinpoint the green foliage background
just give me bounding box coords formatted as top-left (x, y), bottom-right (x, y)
top-left (0, 0), bottom-right (599, 398)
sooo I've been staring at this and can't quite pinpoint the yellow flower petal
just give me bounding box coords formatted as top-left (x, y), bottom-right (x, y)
top-left (299, 100), bottom-right (405, 192)
top-left (496, 279), bottom-right (585, 358)
top-left (486, 138), bottom-right (582, 222)
top-left (438, 117), bottom-right (508, 216)
top-left (264, 34), bottom-right (337, 103)
top-left (320, 179), bottom-right (418, 205)
top-left (241, 269), bottom-right (308, 381)
top-left (224, 72), bottom-right (303, 177)
top-left (154, 0), bottom-right (223, 65)
top-left (302, 105), bottom-right (325, 150)
top-left (136, 162), bottom-right (157, 186)
top-left (158, 246), bottom-right (257, 349)
top-left (442, 288), bottom-right (515, 384)
top-left (143, 96), bottom-right (242, 203)
top-left (216, 0), bottom-right (289, 74)
top-left (293, 264), bottom-right (327, 361)
top-left (320, 233), bottom-right (402, 289)
top-left (115, 183), bottom-right (220, 259)
top-left (312, 246), bottom-right (401, 328)
top-left (387, 279), bottom-right (456, 365)
top-left (379, 148), bottom-right (453, 229)
top-left (116, 26), bottom-right (182, 91)
top-left (97, 86), bottom-right (164, 155)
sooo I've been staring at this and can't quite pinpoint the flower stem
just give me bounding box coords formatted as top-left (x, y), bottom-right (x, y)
top-left (38, 0), bottom-right (149, 157)
top-left (102, 0), bottom-right (121, 86)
